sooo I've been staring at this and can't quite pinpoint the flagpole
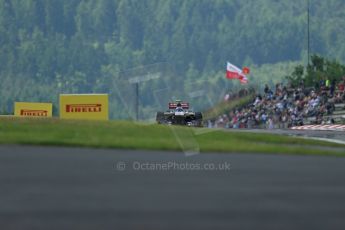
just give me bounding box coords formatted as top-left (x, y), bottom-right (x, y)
top-left (307, 0), bottom-right (310, 66)
top-left (135, 82), bottom-right (139, 120)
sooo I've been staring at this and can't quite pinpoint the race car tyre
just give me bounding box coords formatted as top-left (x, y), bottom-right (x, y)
top-left (195, 112), bottom-right (203, 120)
top-left (156, 112), bottom-right (165, 124)
top-left (194, 112), bottom-right (203, 127)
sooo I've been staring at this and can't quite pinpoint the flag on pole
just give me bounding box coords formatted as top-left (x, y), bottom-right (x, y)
top-left (226, 62), bottom-right (245, 79)
top-left (226, 62), bottom-right (249, 84)
top-left (242, 67), bottom-right (250, 75)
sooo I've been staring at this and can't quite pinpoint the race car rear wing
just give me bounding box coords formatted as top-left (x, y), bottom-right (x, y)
top-left (169, 102), bottom-right (189, 109)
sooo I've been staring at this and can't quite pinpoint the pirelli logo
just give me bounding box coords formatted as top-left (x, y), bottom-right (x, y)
top-left (15, 102), bottom-right (52, 118)
top-left (60, 94), bottom-right (109, 120)
top-left (20, 109), bottom-right (48, 117)
top-left (66, 104), bottom-right (102, 113)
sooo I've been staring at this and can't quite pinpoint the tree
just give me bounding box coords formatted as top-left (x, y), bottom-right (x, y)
top-left (286, 55), bottom-right (345, 88)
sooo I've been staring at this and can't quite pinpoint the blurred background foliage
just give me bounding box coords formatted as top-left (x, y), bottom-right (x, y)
top-left (0, 0), bottom-right (345, 118)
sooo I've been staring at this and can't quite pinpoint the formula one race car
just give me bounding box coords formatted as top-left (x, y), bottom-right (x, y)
top-left (156, 100), bottom-right (203, 126)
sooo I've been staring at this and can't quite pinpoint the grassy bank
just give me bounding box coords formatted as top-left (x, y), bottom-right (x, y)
top-left (0, 117), bottom-right (344, 156)
top-left (203, 94), bottom-right (254, 120)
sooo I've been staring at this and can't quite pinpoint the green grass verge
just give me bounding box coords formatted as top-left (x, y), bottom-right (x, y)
top-left (0, 117), bottom-right (344, 156)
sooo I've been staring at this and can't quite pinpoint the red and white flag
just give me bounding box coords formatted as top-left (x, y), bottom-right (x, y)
top-left (226, 62), bottom-right (245, 79)
top-left (226, 62), bottom-right (249, 84)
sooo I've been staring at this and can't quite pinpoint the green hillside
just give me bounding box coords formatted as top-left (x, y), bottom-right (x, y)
top-left (1, 0), bottom-right (345, 118)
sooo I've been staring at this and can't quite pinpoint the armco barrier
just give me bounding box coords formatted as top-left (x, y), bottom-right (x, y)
top-left (59, 94), bottom-right (109, 120)
top-left (14, 102), bottom-right (52, 117)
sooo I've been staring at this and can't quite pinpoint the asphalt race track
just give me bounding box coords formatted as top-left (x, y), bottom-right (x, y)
top-left (1, 145), bottom-right (345, 230)
top-left (227, 128), bottom-right (345, 144)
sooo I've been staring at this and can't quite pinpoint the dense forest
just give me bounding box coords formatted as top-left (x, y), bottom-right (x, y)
top-left (0, 0), bottom-right (345, 119)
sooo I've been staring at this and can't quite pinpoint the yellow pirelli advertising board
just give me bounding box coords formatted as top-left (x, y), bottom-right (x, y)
top-left (59, 94), bottom-right (109, 120)
top-left (14, 102), bottom-right (52, 118)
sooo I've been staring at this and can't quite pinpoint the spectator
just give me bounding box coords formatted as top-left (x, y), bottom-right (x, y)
top-left (330, 79), bottom-right (336, 96)
top-left (338, 81), bottom-right (345, 92)
top-left (211, 79), bottom-right (344, 130)
top-left (264, 84), bottom-right (270, 94)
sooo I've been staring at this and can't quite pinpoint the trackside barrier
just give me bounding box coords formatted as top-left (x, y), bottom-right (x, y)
top-left (59, 94), bottom-right (109, 121)
top-left (14, 102), bottom-right (52, 118)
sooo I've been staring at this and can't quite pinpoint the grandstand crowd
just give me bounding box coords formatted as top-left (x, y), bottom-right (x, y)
top-left (210, 77), bottom-right (345, 129)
